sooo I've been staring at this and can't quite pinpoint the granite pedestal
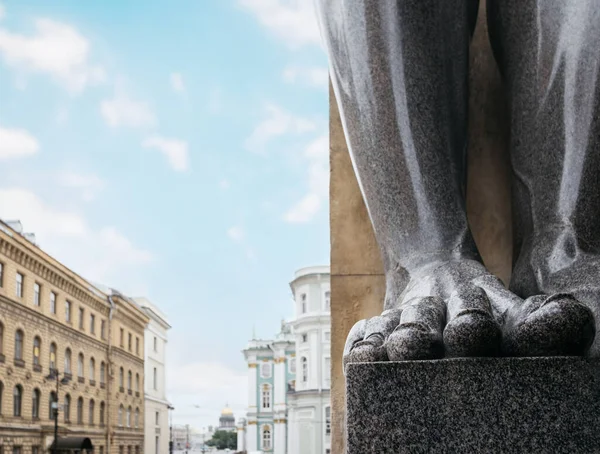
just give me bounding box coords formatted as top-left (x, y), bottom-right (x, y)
top-left (346, 357), bottom-right (600, 453)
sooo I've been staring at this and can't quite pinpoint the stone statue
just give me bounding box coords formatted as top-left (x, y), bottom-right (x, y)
top-left (315, 0), bottom-right (599, 364)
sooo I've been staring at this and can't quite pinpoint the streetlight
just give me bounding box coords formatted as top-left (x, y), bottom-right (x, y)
top-left (46, 370), bottom-right (71, 454)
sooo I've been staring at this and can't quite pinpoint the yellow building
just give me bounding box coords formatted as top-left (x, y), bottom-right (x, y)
top-left (0, 220), bottom-right (148, 454)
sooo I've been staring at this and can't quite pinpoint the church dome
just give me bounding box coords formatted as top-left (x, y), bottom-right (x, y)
top-left (221, 406), bottom-right (233, 416)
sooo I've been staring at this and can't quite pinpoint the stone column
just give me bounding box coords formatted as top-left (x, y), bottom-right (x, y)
top-left (329, 1), bottom-right (512, 453)
top-left (246, 420), bottom-right (258, 452)
top-left (274, 419), bottom-right (287, 454)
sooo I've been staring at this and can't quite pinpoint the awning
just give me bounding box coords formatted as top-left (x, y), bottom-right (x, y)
top-left (49, 437), bottom-right (94, 450)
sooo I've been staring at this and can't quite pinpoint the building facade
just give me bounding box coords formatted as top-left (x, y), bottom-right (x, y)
top-left (240, 266), bottom-right (331, 454)
top-left (134, 297), bottom-right (171, 454)
top-left (0, 220), bottom-right (148, 454)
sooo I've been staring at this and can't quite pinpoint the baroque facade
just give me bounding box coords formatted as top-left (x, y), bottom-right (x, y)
top-left (0, 220), bottom-right (148, 454)
top-left (240, 266), bottom-right (331, 454)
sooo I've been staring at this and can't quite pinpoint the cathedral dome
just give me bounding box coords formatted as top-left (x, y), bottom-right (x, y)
top-left (221, 406), bottom-right (233, 416)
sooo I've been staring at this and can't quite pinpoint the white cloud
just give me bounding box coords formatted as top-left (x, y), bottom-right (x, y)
top-left (58, 171), bottom-right (104, 202)
top-left (0, 18), bottom-right (105, 93)
top-left (0, 127), bottom-right (39, 160)
top-left (283, 66), bottom-right (328, 88)
top-left (245, 103), bottom-right (316, 154)
top-left (142, 135), bottom-right (190, 172)
top-left (100, 94), bottom-right (156, 129)
top-left (0, 188), bottom-right (153, 294)
top-left (227, 226), bottom-right (245, 242)
top-left (238, 0), bottom-right (322, 49)
top-left (284, 134), bottom-right (329, 223)
top-left (170, 72), bottom-right (185, 93)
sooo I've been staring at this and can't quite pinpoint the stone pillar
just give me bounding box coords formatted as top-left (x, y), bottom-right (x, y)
top-left (246, 420), bottom-right (258, 452)
top-left (236, 424), bottom-right (246, 452)
top-left (329, 2), bottom-right (512, 453)
top-left (273, 355), bottom-right (286, 411)
top-left (247, 362), bottom-right (257, 411)
top-left (274, 419), bottom-right (287, 454)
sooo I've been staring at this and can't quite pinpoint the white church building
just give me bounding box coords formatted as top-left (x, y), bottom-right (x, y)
top-left (239, 266), bottom-right (331, 454)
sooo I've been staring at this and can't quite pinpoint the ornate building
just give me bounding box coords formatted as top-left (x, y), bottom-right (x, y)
top-left (218, 405), bottom-right (236, 432)
top-left (0, 220), bottom-right (148, 453)
top-left (240, 265), bottom-right (331, 454)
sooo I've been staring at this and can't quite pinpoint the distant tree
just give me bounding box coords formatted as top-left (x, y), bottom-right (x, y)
top-left (206, 430), bottom-right (237, 450)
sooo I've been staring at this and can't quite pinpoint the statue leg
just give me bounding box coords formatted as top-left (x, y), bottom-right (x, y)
top-left (317, 0), bottom-right (591, 365)
top-left (488, 0), bottom-right (597, 355)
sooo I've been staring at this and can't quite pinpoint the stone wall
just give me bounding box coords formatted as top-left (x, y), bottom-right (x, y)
top-left (329, 2), bottom-right (512, 452)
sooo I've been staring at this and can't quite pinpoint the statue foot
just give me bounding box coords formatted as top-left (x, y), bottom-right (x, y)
top-left (344, 259), bottom-right (595, 370)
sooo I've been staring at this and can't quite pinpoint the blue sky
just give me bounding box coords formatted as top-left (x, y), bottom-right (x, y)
top-left (0, 0), bottom-right (328, 429)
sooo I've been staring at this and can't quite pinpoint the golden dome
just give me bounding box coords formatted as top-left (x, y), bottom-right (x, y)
top-left (221, 406), bottom-right (233, 416)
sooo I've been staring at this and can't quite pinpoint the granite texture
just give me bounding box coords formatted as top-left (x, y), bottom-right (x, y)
top-left (316, 0), bottom-right (599, 364)
top-left (346, 357), bottom-right (600, 453)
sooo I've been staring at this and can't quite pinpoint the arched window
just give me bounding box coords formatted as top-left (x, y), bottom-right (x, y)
top-left (127, 406), bottom-right (132, 427)
top-left (77, 397), bottom-right (84, 424)
top-left (301, 357), bottom-right (308, 383)
top-left (324, 291), bottom-right (331, 311)
top-left (135, 373), bottom-right (140, 392)
top-left (261, 384), bottom-right (271, 410)
top-left (49, 391), bottom-right (57, 420)
top-left (64, 394), bottom-right (71, 422)
top-left (0, 322), bottom-right (4, 355)
top-left (262, 425), bottom-right (272, 450)
top-left (118, 405), bottom-right (124, 426)
top-left (49, 343), bottom-right (57, 372)
top-left (33, 336), bottom-right (41, 365)
top-left (135, 408), bottom-right (139, 428)
top-left (89, 399), bottom-right (95, 425)
top-left (289, 357), bottom-right (296, 374)
top-left (100, 362), bottom-right (106, 384)
top-left (13, 385), bottom-right (23, 416)
top-left (78, 353), bottom-right (84, 378)
top-left (127, 371), bottom-right (132, 391)
top-left (89, 357), bottom-right (96, 382)
top-left (64, 348), bottom-right (72, 374)
top-left (99, 402), bottom-right (105, 426)
top-left (14, 329), bottom-right (24, 360)
top-left (32, 388), bottom-right (40, 419)
top-left (119, 367), bottom-right (124, 388)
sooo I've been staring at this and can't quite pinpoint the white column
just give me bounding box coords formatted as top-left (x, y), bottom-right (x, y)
top-left (247, 421), bottom-right (258, 452)
top-left (275, 420), bottom-right (286, 454)
top-left (237, 426), bottom-right (246, 452)
top-left (274, 355), bottom-right (286, 411)
top-left (248, 363), bottom-right (257, 410)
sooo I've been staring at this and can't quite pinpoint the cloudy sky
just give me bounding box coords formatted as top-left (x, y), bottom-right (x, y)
top-left (0, 0), bottom-right (328, 430)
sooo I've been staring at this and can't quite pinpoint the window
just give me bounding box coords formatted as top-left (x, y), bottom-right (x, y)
top-left (261, 362), bottom-right (272, 378)
top-left (153, 367), bottom-right (157, 390)
top-left (101, 320), bottom-right (106, 339)
top-left (261, 384), bottom-right (272, 410)
top-left (119, 367), bottom-right (124, 388)
top-left (0, 381), bottom-right (3, 415)
top-left (128, 371), bottom-right (132, 391)
top-left (0, 322), bottom-right (3, 355)
top-left (0, 262), bottom-right (3, 287)
top-left (324, 331), bottom-right (331, 342)
top-left (64, 394), bottom-right (71, 422)
top-left (100, 362), bottom-right (106, 384)
top-left (89, 399), bottom-right (95, 424)
top-left (289, 357), bottom-right (296, 374)
top-left (136, 373), bottom-right (140, 392)
top-left (262, 425), bottom-right (272, 450)
top-left (77, 397), bottom-right (83, 424)
top-left (120, 328), bottom-right (124, 347)
top-left (90, 314), bottom-right (96, 334)
top-left (301, 293), bottom-right (307, 313)
top-left (13, 385), bottom-right (22, 416)
top-left (78, 353), bottom-right (84, 378)
top-left (324, 357), bottom-right (331, 387)
top-left (89, 358), bottom-right (96, 381)
top-left (32, 447), bottom-right (40, 454)
top-left (301, 357), bottom-right (308, 383)
top-left (118, 405), bottom-right (124, 426)
top-left (64, 348), bottom-right (72, 374)
top-left (128, 406), bottom-right (134, 428)
top-left (33, 336), bottom-right (41, 366)
top-left (16, 272), bottom-right (23, 298)
top-left (324, 291), bottom-right (331, 311)
top-left (136, 337), bottom-right (139, 355)
top-left (155, 411), bottom-right (159, 425)
top-left (12, 448), bottom-right (21, 454)
top-left (49, 343), bottom-right (57, 371)
top-left (79, 307), bottom-right (84, 330)
top-left (302, 333), bottom-right (307, 343)
top-left (325, 406), bottom-right (331, 436)
top-left (135, 407), bottom-right (139, 428)
top-left (153, 336), bottom-right (157, 352)
top-left (128, 333), bottom-right (132, 351)
top-left (13, 329), bottom-right (24, 361)
top-left (49, 391), bottom-right (57, 420)
top-left (100, 402), bottom-right (105, 426)
top-left (34, 283), bottom-right (41, 306)
top-left (50, 292), bottom-right (56, 314)
top-left (100, 448), bottom-right (104, 454)
top-left (65, 300), bottom-right (71, 323)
